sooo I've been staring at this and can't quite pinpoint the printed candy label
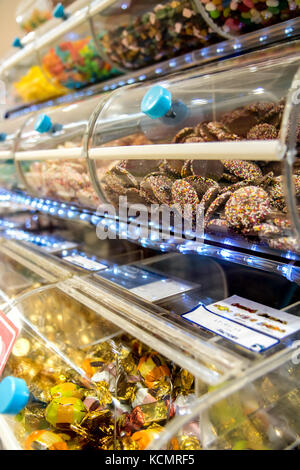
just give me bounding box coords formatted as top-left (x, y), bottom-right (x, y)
top-left (182, 295), bottom-right (300, 353)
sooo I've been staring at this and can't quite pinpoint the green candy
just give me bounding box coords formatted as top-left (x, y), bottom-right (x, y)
top-left (210, 10), bottom-right (220, 19)
top-left (45, 396), bottom-right (86, 429)
top-left (232, 440), bottom-right (249, 450)
top-left (268, 6), bottom-right (280, 13)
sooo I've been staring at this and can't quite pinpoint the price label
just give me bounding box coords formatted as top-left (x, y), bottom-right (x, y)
top-left (63, 254), bottom-right (107, 272)
top-left (98, 266), bottom-right (192, 302)
top-left (0, 311), bottom-right (19, 375)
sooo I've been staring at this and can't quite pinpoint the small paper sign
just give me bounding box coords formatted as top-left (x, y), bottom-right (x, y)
top-left (0, 310), bottom-right (19, 376)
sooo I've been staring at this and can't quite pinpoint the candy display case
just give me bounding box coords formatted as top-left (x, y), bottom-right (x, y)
top-left (15, 94), bottom-right (109, 210)
top-left (89, 0), bottom-right (223, 72)
top-left (2, 2), bottom-right (120, 106)
top-left (85, 42), bottom-right (300, 262)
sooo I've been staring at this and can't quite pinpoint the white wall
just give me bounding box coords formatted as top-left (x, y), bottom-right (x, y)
top-left (0, 0), bottom-right (21, 58)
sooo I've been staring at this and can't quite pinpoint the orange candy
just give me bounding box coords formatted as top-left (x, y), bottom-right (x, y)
top-left (137, 352), bottom-right (170, 389)
top-left (25, 430), bottom-right (68, 450)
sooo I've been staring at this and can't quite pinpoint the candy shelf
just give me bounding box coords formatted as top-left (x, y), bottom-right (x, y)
top-left (0, 229), bottom-right (299, 449)
top-left (1, 0), bottom-right (299, 108)
top-left (3, 19), bottom-right (300, 121)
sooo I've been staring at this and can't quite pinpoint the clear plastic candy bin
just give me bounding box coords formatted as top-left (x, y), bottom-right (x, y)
top-left (196, 0), bottom-right (300, 37)
top-left (0, 284), bottom-right (205, 450)
top-left (90, 0), bottom-right (223, 71)
top-left (15, 95), bottom-right (111, 210)
top-left (0, 114), bottom-right (31, 190)
top-left (16, 0), bottom-right (75, 34)
top-left (85, 41), bottom-right (300, 260)
top-left (147, 353), bottom-right (300, 449)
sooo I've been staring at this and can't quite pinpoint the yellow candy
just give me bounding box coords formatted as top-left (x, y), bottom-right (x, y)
top-left (14, 65), bottom-right (67, 102)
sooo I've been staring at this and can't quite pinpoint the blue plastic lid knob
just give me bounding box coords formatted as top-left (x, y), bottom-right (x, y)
top-left (53, 3), bottom-right (68, 20)
top-left (141, 85), bottom-right (172, 119)
top-left (12, 37), bottom-right (23, 49)
top-left (0, 376), bottom-right (29, 414)
top-left (34, 114), bottom-right (52, 133)
top-left (0, 133), bottom-right (7, 142)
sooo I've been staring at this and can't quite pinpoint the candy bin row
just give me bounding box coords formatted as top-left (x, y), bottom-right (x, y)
top-left (1, 279), bottom-right (300, 450)
top-left (5, 0), bottom-right (299, 107)
top-left (14, 95), bottom-right (106, 210)
top-left (0, 42), bottom-right (299, 263)
top-left (89, 0), bottom-right (300, 71)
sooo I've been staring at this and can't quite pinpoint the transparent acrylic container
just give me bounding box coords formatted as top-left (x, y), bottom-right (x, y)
top-left (0, 114), bottom-right (31, 190)
top-left (0, 284), bottom-right (204, 450)
top-left (37, 11), bottom-right (121, 93)
top-left (147, 353), bottom-right (300, 450)
top-left (16, 0), bottom-right (75, 34)
top-left (89, 0), bottom-right (223, 71)
top-left (195, 0), bottom-right (300, 37)
top-left (86, 41), bottom-right (300, 261)
top-left (15, 95), bottom-right (111, 210)
top-left (0, 43), bottom-right (68, 105)
top-left (0, 248), bottom-right (51, 310)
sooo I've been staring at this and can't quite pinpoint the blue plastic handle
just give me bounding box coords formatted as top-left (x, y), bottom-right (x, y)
top-left (141, 85), bottom-right (172, 119)
top-left (0, 133), bottom-right (7, 142)
top-left (12, 37), bottom-right (23, 49)
top-left (53, 3), bottom-right (68, 20)
top-left (34, 114), bottom-right (52, 133)
top-left (0, 376), bottom-right (29, 414)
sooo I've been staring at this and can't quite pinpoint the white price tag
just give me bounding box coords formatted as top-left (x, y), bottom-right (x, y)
top-left (130, 278), bottom-right (192, 302)
top-left (63, 254), bottom-right (107, 272)
top-left (43, 241), bottom-right (78, 253)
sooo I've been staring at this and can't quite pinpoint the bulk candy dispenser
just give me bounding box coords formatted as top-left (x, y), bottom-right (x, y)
top-left (89, 0), bottom-right (223, 72)
top-left (16, 0), bottom-right (75, 34)
top-left (85, 41), bottom-right (300, 261)
top-left (15, 95), bottom-right (110, 210)
top-left (147, 350), bottom-right (300, 449)
top-left (0, 114), bottom-right (32, 190)
top-left (36, 8), bottom-right (120, 93)
top-left (195, 0), bottom-right (300, 37)
top-left (0, 282), bottom-right (214, 450)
